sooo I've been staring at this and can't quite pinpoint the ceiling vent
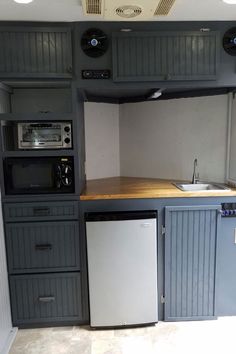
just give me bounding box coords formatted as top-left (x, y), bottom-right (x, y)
top-left (116, 5), bottom-right (142, 18)
top-left (81, 0), bottom-right (176, 19)
top-left (154, 0), bottom-right (176, 16)
top-left (82, 0), bottom-right (102, 15)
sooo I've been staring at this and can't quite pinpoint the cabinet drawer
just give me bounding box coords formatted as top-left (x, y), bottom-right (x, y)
top-left (6, 221), bottom-right (80, 273)
top-left (4, 201), bottom-right (78, 222)
top-left (10, 273), bottom-right (82, 325)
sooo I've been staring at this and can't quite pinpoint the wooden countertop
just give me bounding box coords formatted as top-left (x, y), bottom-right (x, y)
top-left (80, 177), bottom-right (236, 200)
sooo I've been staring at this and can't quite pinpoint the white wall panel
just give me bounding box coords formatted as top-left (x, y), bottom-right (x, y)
top-left (120, 95), bottom-right (228, 183)
top-left (84, 102), bottom-right (120, 180)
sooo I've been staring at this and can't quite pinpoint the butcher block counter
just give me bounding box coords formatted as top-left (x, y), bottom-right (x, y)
top-left (80, 177), bottom-right (236, 200)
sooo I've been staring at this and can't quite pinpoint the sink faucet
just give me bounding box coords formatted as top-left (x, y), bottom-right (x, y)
top-left (192, 158), bottom-right (199, 184)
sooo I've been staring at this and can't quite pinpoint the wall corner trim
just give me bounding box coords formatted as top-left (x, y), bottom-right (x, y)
top-left (1, 327), bottom-right (18, 354)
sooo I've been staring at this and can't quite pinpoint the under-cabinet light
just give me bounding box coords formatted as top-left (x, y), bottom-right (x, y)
top-left (222, 0), bottom-right (236, 4)
top-left (120, 29), bottom-right (132, 32)
top-left (149, 90), bottom-right (162, 99)
top-left (14, 0), bottom-right (34, 4)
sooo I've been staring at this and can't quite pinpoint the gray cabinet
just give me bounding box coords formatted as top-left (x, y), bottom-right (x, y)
top-left (164, 205), bottom-right (221, 321)
top-left (0, 27), bottom-right (72, 78)
top-left (4, 200), bottom-right (82, 327)
top-left (10, 273), bottom-right (82, 325)
top-left (4, 201), bottom-right (79, 222)
top-left (112, 31), bottom-right (220, 82)
top-left (216, 217), bottom-right (236, 316)
top-left (5, 221), bottom-right (80, 274)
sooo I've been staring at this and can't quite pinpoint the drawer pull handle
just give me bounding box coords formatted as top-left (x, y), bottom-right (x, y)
top-left (35, 244), bottom-right (52, 251)
top-left (33, 207), bottom-right (50, 216)
top-left (38, 296), bottom-right (55, 303)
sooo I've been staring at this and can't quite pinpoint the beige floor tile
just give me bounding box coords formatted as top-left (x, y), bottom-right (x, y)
top-left (9, 318), bottom-right (236, 354)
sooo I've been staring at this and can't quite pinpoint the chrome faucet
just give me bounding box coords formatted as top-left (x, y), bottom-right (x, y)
top-left (192, 158), bottom-right (199, 184)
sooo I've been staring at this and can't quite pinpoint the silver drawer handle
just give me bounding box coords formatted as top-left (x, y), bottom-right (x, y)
top-left (38, 296), bottom-right (55, 303)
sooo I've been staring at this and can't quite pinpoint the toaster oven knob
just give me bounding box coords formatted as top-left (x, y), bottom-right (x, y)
top-left (64, 126), bottom-right (70, 133)
top-left (64, 138), bottom-right (71, 145)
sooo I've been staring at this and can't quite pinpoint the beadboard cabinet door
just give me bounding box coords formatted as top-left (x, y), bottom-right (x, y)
top-left (0, 27), bottom-right (72, 78)
top-left (164, 205), bottom-right (221, 321)
top-left (112, 31), bottom-right (220, 82)
top-left (216, 217), bottom-right (236, 316)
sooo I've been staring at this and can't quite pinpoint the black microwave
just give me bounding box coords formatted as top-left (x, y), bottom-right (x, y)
top-left (4, 157), bottom-right (74, 195)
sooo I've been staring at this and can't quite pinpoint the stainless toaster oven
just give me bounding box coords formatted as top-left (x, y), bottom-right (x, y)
top-left (17, 122), bottom-right (72, 149)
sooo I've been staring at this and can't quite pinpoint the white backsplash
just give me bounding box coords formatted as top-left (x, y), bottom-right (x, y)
top-left (119, 95), bottom-right (228, 183)
top-left (85, 95), bottom-right (229, 183)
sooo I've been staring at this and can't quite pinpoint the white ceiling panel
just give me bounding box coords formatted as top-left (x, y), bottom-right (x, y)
top-left (0, 0), bottom-right (236, 22)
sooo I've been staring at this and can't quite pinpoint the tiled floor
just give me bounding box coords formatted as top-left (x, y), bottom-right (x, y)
top-left (9, 317), bottom-right (236, 354)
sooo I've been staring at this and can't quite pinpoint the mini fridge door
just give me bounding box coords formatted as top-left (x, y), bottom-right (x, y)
top-left (86, 211), bottom-right (158, 327)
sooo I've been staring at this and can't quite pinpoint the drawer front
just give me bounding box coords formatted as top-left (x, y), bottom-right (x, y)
top-left (10, 273), bottom-right (82, 325)
top-left (6, 221), bottom-right (80, 273)
top-left (4, 201), bottom-right (78, 222)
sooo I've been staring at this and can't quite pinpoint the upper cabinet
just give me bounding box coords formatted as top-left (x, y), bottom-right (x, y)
top-left (112, 31), bottom-right (220, 82)
top-left (0, 27), bottom-right (73, 79)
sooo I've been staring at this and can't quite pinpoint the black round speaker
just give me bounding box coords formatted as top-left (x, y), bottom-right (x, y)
top-left (223, 27), bottom-right (236, 56)
top-left (81, 28), bottom-right (109, 58)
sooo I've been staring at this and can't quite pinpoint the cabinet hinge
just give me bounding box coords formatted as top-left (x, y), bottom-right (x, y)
top-left (161, 295), bottom-right (165, 304)
top-left (161, 225), bottom-right (166, 236)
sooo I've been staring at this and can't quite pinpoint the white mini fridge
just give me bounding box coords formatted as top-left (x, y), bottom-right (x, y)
top-left (86, 211), bottom-right (158, 328)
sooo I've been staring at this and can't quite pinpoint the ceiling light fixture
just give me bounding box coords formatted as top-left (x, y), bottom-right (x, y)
top-left (222, 0), bottom-right (236, 4)
top-left (14, 0), bottom-right (34, 4)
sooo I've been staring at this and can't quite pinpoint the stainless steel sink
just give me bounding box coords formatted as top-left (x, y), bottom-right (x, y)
top-left (173, 182), bottom-right (231, 192)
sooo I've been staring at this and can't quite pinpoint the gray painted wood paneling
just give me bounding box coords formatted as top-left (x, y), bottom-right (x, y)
top-left (10, 273), bottom-right (82, 325)
top-left (165, 205), bottom-right (220, 321)
top-left (0, 192), bottom-right (12, 352)
top-left (216, 217), bottom-right (236, 316)
top-left (4, 201), bottom-right (79, 222)
top-left (6, 221), bottom-right (80, 274)
top-left (0, 86), bottom-right (10, 114)
top-left (11, 88), bottom-right (72, 114)
top-left (0, 27), bottom-right (72, 78)
top-left (112, 31), bottom-right (220, 82)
